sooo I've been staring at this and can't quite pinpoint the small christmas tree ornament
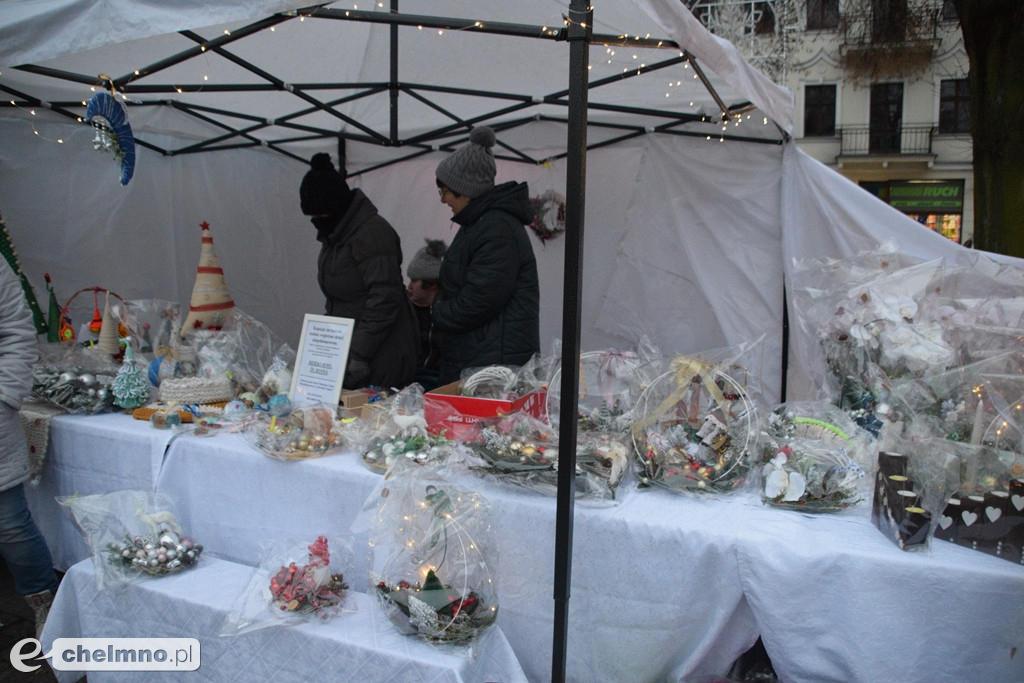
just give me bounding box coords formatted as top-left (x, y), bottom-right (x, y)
top-left (44, 273), bottom-right (73, 342)
top-left (112, 342), bottom-right (150, 410)
top-left (180, 221), bottom-right (234, 336)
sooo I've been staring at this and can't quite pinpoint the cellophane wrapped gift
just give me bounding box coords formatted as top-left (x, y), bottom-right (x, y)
top-left (183, 307), bottom-right (294, 399)
top-left (347, 384), bottom-right (460, 473)
top-left (32, 341), bottom-right (120, 414)
top-left (870, 434), bottom-right (961, 552)
top-left (792, 248), bottom-right (1024, 440)
top-left (358, 458), bottom-right (499, 644)
top-left (220, 535), bottom-right (356, 636)
top-left (631, 349), bottom-right (760, 496)
top-left (930, 439), bottom-right (1024, 564)
top-left (56, 490), bottom-right (203, 589)
top-left (544, 341), bottom-right (661, 432)
top-left (755, 400), bottom-right (874, 512)
top-left (120, 299), bottom-right (180, 358)
top-left (463, 410), bottom-right (623, 502)
top-left (243, 402), bottom-right (345, 461)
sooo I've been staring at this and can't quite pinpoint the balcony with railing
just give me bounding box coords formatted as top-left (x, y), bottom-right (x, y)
top-left (839, 125), bottom-right (935, 157)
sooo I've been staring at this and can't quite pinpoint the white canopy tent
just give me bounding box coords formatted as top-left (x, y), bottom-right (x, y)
top-left (1, 1), bottom-right (1005, 408)
top-left (3, 1), bottom-right (1022, 680)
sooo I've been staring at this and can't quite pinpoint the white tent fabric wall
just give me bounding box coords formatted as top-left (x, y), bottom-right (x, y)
top-left (0, 118), bottom-right (323, 350)
top-left (594, 132), bottom-right (785, 402)
top-left (0, 113), bottom-right (643, 372)
top-left (2, 0), bottom-right (1022, 406)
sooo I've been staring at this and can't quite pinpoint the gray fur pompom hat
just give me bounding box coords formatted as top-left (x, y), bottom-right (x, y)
top-left (435, 127), bottom-right (496, 199)
top-left (407, 239), bottom-right (448, 281)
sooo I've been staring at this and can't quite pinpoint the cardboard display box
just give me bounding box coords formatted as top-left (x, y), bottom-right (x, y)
top-left (424, 381), bottom-right (547, 441)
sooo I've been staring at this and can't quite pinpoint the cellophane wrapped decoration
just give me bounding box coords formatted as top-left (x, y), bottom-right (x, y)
top-left (242, 402), bottom-right (345, 461)
top-left (457, 365), bottom-right (523, 399)
top-left (56, 490), bottom-right (202, 589)
top-left (344, 384), bottom-right (460, 473)
top-left (456, 347), bottom-right (555, 401)
top-left (791, 246), bottom-right (1024, 441)
top-left (885, 353), bottom-right (1019, 445)
top-left (360, 459), bottom-right (498, 644)
top-left (756, 401), bottom-right (874, 512)
top-left (871, 436), bottom-right (963, 552)
top-left (631, 351), bottom-right (759, 495)
top-left (183, 307), bottom-right (294, 398)
top-left (32, 341), bottom-right (120, 414)
top-left (119, 299), bottom-right (180, 358)
top-left (464, 410), bottom-right (624, 502)
top-left (220, 535), bottom-right (356, 636)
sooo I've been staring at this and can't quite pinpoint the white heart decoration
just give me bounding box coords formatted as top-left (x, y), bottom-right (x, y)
top-left (962, 510), bottom-right (978, 526)
top-left (1011, 494), bottom-right (1024, 511)
top-left (938, 515), bottom-right (953, 529)
top-left (986, 507), bottom-right (1002, 523)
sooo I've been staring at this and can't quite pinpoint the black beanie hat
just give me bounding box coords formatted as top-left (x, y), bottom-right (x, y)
top-left (300, 152), bottom-right (351, 216)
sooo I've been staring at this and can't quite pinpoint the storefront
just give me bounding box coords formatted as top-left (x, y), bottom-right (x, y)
top-left (860, 179), bottom-right (965, 243)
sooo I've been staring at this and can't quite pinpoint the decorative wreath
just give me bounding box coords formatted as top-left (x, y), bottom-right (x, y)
top-left (85, 91), bottom-right (136, 185)
top-left (528, 190), bottom-right (566, 243)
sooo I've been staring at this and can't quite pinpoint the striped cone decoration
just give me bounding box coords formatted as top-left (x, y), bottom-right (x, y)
top-left (94, 292), bottom-right (120, 356)
top-left (180, 221), bottom-right (234, 336)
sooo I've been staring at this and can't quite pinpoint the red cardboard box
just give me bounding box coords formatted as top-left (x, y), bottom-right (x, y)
top-left (424, 381), bottom-right (548, 441)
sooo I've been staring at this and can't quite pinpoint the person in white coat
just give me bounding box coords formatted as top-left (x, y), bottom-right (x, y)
top-left (0, 260), bottom-right (57, 638)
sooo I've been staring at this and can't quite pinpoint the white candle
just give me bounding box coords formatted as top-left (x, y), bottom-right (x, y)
top-left (970, 400), bottom-right (984, 445)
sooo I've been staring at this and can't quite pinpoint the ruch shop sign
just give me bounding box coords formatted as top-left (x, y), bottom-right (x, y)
top-left (887, 180), bottom-right (965, 214)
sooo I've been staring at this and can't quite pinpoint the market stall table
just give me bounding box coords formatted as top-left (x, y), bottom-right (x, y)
top-left (153, 428), bottom-right (760, 682)
top-left (730, 500), bottom-right (1024, 682)
top-left (29, 413), bottom-right (1024, 682)
top-left (41, 556), bottom-right (526, 682)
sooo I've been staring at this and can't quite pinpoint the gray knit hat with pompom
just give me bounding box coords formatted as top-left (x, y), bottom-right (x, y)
top-left (435, 127), bottom-right (496, 199)
top-left (407, 239), bottom-right (447, 281)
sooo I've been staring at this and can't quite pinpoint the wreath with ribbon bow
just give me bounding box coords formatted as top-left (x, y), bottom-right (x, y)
top-left (528, 190), bottom-right (566, 243)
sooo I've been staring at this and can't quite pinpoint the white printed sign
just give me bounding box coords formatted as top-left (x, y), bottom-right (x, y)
top-left (289, 314), bottom-right (354, 407)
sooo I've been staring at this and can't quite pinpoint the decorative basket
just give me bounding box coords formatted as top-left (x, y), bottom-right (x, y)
top-left (631, 356), bottom-right (758, 495)
top-left (59, 286), bottom-right (127, 343)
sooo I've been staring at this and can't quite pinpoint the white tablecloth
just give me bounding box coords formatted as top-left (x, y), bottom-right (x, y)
top-left (41, 556), bottom-right (526, 682)
top-left (29, 414), bottom-right (1024, 682)
top-left (24, 412), bottom-right (177, 570)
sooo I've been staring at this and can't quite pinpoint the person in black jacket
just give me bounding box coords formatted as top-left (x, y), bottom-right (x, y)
top-left (432, 127), bottom-right (541, 386)
top-left (300, 153), bottom-right (417, 390)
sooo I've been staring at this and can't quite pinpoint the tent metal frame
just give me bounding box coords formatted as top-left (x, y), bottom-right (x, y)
top-left (1, 3), bottom-right (782, 171)
top-left (1, 4), bottom-right (785, 680)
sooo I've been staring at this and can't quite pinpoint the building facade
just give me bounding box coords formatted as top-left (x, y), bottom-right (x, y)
top-left (687, 0), bottom-right (972, 243)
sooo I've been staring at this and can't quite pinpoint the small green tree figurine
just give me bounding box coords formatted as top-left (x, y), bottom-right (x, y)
top-left (112, 342), bottom-right (150, 409)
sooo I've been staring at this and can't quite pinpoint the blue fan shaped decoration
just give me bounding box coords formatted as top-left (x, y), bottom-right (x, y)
top-left (85, 92), bottom-right (136, 185)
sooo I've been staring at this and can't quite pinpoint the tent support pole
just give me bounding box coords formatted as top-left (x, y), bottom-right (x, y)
top-left (389, 0), bottom-right (399, 143)
top-left (552, 2), bottom-right (590, 681)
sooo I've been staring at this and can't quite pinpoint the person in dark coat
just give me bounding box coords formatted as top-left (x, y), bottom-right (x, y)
top-left (431, 126), bottom-right (541, 386)
top-left (300, 152), bottom-right (417, 390)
